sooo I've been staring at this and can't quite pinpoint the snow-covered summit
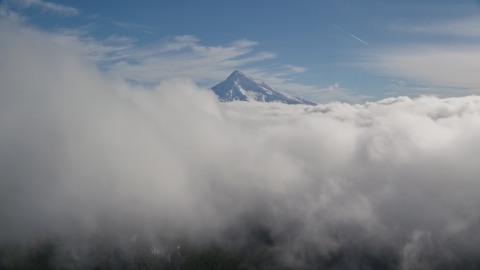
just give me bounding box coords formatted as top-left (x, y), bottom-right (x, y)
top-left (211, 70), bottom-right (316, 105)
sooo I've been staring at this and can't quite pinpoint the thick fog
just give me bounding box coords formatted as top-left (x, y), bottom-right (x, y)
top-left (1, 19), bottom-right (480, 269)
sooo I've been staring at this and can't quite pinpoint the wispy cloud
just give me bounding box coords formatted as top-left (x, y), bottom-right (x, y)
top-left (366, 45), bottom-right (480, 95)
top-left (396, 16), bottom-right (480, 38)
top-left (389, 79), bottom-right (432, 93)
top-left (362, 16), bottom-right (480, 97)
top-left (50, 32), bottom-right (262, 82)
top-left (9, 0), bottom-right (79, 16)
top-left (284, 64), bottom-right (307, 73)
top-left (113, 21), bottom-right (156, 34)
top-left (101, 36), bottom-right (276, 85)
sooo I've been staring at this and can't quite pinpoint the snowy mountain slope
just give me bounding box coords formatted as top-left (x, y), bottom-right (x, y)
top-left (211, 70), bottom-right (316, 105)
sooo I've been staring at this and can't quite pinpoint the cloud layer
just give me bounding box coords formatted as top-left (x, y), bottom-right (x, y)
top-left (1, 16), bottom-right (480, 269)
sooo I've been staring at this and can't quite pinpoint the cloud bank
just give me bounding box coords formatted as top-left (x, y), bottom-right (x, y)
top-left (1, 17), bottom-right (480, 269)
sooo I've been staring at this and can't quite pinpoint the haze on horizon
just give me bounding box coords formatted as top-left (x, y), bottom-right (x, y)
top-left (1, 1), bottom-right (480, 269)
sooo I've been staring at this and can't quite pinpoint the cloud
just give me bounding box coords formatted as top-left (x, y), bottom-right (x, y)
top-left (110, 38), bottom-right (275, 85)
top-left (328, 83), bottom-right (339, 90)
top-left (2, 12), bottom-right (480, 269)
top-left (112, 21), bottom-right (156, 34)
top-left (366, 45), bottom-right (480, 95)
top-left (365, 16), bottom-right (480, 97)
top-left (385, 92), bottom-right (398, 95)
top-left (9, 0), bottom-right (79, 16)
top-left (284, 64), bottom-right (308, 73)
top-left (397, 16), bottom-right (480, 38)
top-left (50, 30), bottom-right (277, 87)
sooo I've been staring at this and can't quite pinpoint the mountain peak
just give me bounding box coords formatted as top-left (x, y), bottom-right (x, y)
top-left (211, 71), bottom-right (316, 105)
top-left (226, 70), bottom-right (250, 81)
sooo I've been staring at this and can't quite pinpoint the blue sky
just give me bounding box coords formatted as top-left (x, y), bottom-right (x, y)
top-left (2, 0), bottom-right (480, 103)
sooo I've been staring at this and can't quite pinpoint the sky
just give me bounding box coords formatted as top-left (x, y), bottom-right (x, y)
top-left (2, 1), bottom-right (480, 269)
top-left (2, 0), bottom-right (480, 103)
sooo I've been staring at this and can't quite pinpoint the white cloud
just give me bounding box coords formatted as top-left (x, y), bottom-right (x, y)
top-left (49, 30), bottom-right (277, 86)
top-left (368, 17), bottom-right (480, 97)
top-left (366, 45), bottom-right (480, 95)
top-left (5, 9), bottom-right (480, 268)
top-left (284, 64), bottom-right (308, 73)
top-left (397, 16), bottom-right (480, 37)
top-left (2, 17), bottom-right (480, 268)
top-left (10, 0), bottom-right (79, 16)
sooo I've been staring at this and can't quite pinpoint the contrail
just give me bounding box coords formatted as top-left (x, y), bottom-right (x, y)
top-left (334, 25), bottom-right (370, 46)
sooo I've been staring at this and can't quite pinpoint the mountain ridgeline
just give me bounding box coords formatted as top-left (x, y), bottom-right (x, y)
top-left (211, 70), bottom-right (316, 105)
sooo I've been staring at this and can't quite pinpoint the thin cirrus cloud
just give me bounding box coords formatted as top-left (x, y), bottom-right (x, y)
top-left (284, 64), bottom-right (308, 73)
top-left (8, 0), bottom-right (79, 16)
top-left (366, 45), bottom-right (480, 94)
top-left (105, 37), bottom-right (277, 85)
top-left (49, 29), bottom-right (277, 85)
top-left (112, 21), bottom-right (156, 34)
top-left (46, 25), bottom-right (274, 85)
top-left (396, 16), bottom-right (480, 38)
top-left (365, 16), bottom-right (480, 96)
